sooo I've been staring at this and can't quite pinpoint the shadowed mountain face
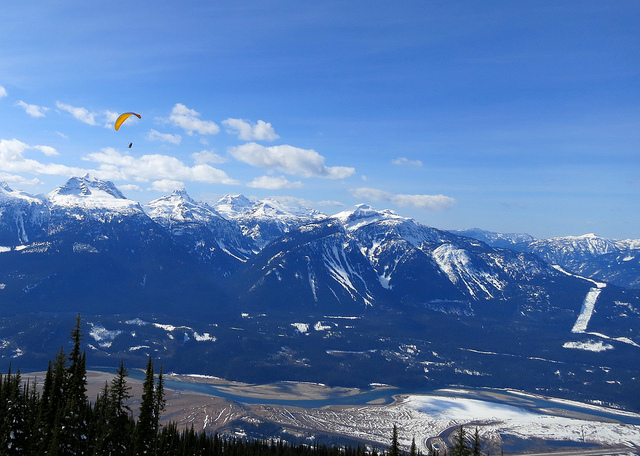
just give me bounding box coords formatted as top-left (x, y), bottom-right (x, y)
top-left (1, 176), bottom-right (639, 411)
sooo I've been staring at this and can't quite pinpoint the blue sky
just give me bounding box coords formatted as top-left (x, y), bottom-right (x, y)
top-left (1, 1), bottom-right (638, 239)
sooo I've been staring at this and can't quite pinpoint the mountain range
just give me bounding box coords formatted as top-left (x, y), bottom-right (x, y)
top-left (1, 175), bottom-right (639, 411)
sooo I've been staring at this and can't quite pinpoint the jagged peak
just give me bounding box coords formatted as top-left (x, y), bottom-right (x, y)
top-left (147, 189), bottom-right (196, 206)
top-left (0, 182), bottom-right (45, 204)
top-left (252, 196), bottom-right (323, 219)
top-left (50, 174), bottom-right (126, 200)
top-left (333, 203), bottom-right (404, 230)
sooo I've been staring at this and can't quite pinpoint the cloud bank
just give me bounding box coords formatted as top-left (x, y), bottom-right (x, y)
top-left (223, 118), bottom-right (279, 141)
top-left (16, 101), bottom-right (49, 118)
top-left (169, 103), bottom-right (220, 135)
top-left (84, 148), bottom-right (238, 186)
top-left (248, 175), bottom-right (302, 189)
top-left (56, 101), bottom-right (98, 126)
top-left (392, 157), bottom-right (423, 167)
top-left (350, 187), bottom-right (456, 211)
top-left (229, 142), bottom-right (355, 179)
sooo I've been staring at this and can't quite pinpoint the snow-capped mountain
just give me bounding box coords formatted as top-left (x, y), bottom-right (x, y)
top-left (145, 190), bottom-right (254, 276)
top-left (1, 176), bottom-right (640, 412)
top-left (237, 203), bottom-right (595, 321)
top-left (0, 182), bottom-right (49, 244)
top-left (212, 194), bottom-right (325, 249)
top-left (451, 227), bottom-right (536, 249)
top-left (455, 228), bottom-right (640, 289)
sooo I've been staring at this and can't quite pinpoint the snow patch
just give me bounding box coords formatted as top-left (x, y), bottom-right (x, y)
top-left (571, 283), bottom-right (606, 333)
top-left (432, 244), bottom-right (505, 299)
top-left (194, 332), bottom-right (216, 342)
top-left (314, 322), bottom-right (332, 331)
top-left (292, 323), bottom-right (310, 334)
top-left (563, 340), bottom-right (614, 352)
top-left (125, 318), bottom-right (148, 326)
top-left (89, 324), bottom-right (122, 348)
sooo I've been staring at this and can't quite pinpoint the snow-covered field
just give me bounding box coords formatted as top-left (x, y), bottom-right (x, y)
top-left (248, 389), bottom-right (640, 454)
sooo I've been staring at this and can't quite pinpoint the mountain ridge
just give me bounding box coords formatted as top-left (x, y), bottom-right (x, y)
top-left (1, 176), bottom-right (639, 411)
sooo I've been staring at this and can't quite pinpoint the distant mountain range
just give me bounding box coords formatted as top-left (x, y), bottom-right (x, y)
top-left (1, 175), bottom-right (639, 411)
top-left (452, 228), bottom-right (640, 289)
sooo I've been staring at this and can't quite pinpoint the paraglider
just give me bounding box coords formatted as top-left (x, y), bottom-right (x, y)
top-left (114, 112), bottom-right (141, 130)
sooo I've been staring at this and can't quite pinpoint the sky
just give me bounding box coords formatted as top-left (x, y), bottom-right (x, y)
top-left (0, 1), bottom-right (638, 240)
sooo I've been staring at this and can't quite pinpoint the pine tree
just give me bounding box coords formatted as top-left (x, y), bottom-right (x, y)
top-left (94, 360), bottom-right (134, 455)
top-left (471, 428), bottom-right (481, 456)
top-left (135, 356), bottom-right (157, 455)
top-left (389, 424), bottom-right (400, 456)
top-left (449, 426), bottom-right (470, 456)
top-left (58, 315), bottom-right (89, 455)
top-left (410, 437), bottom-right (417, 456)
top-left (1, 369), bottom-right (30, 454)
top-left (154, 365), bottom-right (166, 429)
top-left (47, 347), bottom-right (69, 455)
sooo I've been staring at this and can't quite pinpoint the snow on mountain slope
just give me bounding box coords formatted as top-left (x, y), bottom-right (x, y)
top-left (48, 174), bottom-right (139, 211)
top-left (0, 182), bottom-right (44, 205)
top-left (432, 244), bottom-right (506, 300)
top-left (213, 194), bottom-right (255, 219)
top-left (145, 189), bottom-right (254, 273)
top-left (145, 189), bottom-right (220, 226)
top-left (450, 227), bottom-right (536, 248)
top-left (213, 194), bottom-right (325, 250)
top-left (455, 229), bottom-right (640, 290)
top-left (0, 183), bottom-right (49, 244)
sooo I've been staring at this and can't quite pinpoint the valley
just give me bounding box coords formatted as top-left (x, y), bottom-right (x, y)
top-left (1, 175), bottom-right (639, 453)
top-left (24, 369), bottom-right (640, 455)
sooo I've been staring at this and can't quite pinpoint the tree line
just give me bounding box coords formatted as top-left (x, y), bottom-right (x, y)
top-left (0, 316), bottom-right (488, 455)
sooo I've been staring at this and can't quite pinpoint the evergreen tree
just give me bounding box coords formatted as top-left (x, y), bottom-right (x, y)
top-left (389, 424), bottom-right (400, 456)
top-left (449, 426), bottom-right (470, 456)
top-left (471, 428), bottom-right (481, 456)
top-left (410, 437), bottom-right (417, 456)
top-left (33, 361), bottom-right (54, 452)
top-left (154, 365), bottom-right (166, 429)
top-left (94, 360), bottom-right (134, 455)
top-left (0, 369), bottom-right (31, 455)
top-left (47, 347), bottom-right (69, 455)
top-left (58, 315), bottom-right (89, 455)
top-left (135, 356), bottom-right (157, 455)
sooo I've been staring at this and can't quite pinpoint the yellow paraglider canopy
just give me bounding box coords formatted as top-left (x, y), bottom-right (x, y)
top-left (114, 112), bottom-right (141, 130)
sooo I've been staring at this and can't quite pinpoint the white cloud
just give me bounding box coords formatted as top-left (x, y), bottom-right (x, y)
top-left (393, 193), bottom-right (456, 210)
top-left (0, 172), bottom-right (41, 186)
top-left (0, 138), bottom-right (85, 176)
top-left (33, 145), bottom-right (59, 156)
top-left (147, 129), bottom-right (182, 144)
top-left (104, 110), bottom-right (120, 128)
top-left (169, 103), bottom-right (220, 135)
top-left (150, 179), bottom-right (185, 193)
top-left (84, 148), bottom-right (239, 185)
top-left (229, 142), bottom-right (355, 179)
top-left (392, 157), bottom-right (423, 167)
top-left (191, 150), bottom-right (226, 165)
top-left (118, 184), bottom-right (142, 192)
top-left (222, 118), bottom-right (279, 141)
top-left (0, 86), bottom-right (7, 98)
top-left (56, 101), bottom-right (98, 126)
top-left (350, 187), bottom-right (456, 211)
top-left (15, 101), bottom-right (48, 118)
top-left (248, 175), bottom-right (302, 189)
